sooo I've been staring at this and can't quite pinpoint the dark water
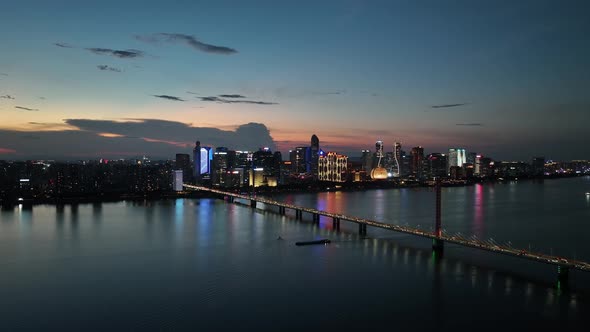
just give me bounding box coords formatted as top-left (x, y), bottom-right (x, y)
top-left (1, 177), bottom-right (589, 331)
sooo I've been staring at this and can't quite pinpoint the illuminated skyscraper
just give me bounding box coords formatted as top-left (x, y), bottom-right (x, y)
top-left (172, 170), bottom-right (183, 191)
top-left (318, 152), bottom-right (348, 182)
top-left (393, 142), bottom-right (402, 177)
top-left (192, 141), bottom-right (201, 183)
top-left (447, 148), bottom-right (467, 173)
top-left (371, 140), bottom-right (387, 180)
top-left (310, 134), bottom-right (320, 179)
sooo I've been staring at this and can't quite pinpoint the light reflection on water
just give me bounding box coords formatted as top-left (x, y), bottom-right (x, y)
top-left (0, 181), bottom-right (588, 329)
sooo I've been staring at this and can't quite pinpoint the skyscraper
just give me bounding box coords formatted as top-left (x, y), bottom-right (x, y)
top-left (318, 152), bottom-right (348, 182)
top-left (447, 148), bottom-right (467, 174)
top-left (310, 134), bottom-right (320, 179)
top-left (361, 149), bottom-right (372, 175)
top-left (393, 142), bottom-right (402, 177)
top-left (410, 146), bottom-right (424, 179)
top-left (172, 170), bottom-right (183, 191)
top-left (532, 157), bottom-right (545, 177)
top-left (192, 141), bottom-right (201, 183)
top-left (290, 146), bottom-right (310, 174)
top-left (175, 153), bottom-right (191, 184)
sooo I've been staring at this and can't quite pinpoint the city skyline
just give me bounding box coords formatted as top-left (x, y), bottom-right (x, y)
top-left (1, 0), bottom-right (589, 160)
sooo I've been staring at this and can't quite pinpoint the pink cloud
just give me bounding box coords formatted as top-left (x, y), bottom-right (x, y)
top-left (0, 147), bottom-right (16, 154)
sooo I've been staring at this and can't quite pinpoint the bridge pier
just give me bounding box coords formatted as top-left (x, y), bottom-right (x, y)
top-left (228, 196), bottom-right (234, 203)
top-left (250, 200), bottom-right (257, 209)
top-left (312, 213), bottom-right (320, 223)
top-left (432, 238), bottom-right (444, 254)
top-left (278, 206), bottom-right (285, 215)
top-left (358, 223), bottom-right (367, 235)
top-left (295, 210), bottom-right (302, 220)
top-left (557, 265), bottom-right (569, 290)
top-left (332, 217), bottom-right (340, 229)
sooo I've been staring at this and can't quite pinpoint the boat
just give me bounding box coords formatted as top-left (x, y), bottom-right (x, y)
top-left (295, 239), bottom-right (331, 246)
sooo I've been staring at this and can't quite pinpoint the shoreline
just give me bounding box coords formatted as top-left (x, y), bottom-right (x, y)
top-left (2, 173), bottom-right (587, 207)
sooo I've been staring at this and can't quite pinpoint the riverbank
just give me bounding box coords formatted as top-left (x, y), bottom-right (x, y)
top-left (2, 173), bottom-right (586, 207)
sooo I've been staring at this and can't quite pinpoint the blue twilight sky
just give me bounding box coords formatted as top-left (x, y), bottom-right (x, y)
top-left (0, 0), bottom-right (589, 160)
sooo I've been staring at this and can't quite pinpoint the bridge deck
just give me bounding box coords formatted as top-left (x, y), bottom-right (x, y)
top-left (184, 184), bottom-right (590, 272)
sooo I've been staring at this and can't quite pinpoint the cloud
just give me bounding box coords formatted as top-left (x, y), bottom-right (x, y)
top-left (456, 123), bottom-right (483, 126)
top-left (431, 103), bottom-right (469, 109)
top-left (198, 96), bottom-right (278, 105)
top-left (1, 95), bottom-right (15, 99)
top-left (15, 106), bottom-right (39, 111)
top-left (136, 33), bottom-right (237, 55)
top-left (0, 119), bottom-right (276, 159)
top-left (97, 65), bottom-right (122, 72)
top-left (153, 95), bottom-right (185, 102)
top-left (312, 89), bottom-right (346, 95)
top-left (0, 147), bottom-right (17, 154)
top-left (87, 48), bottom-right (144, 58)
top-left (0, 73), bottom-right (8, 76)
top-left (218, 94), bottom-right (246, 98)
top-left (54, 42), bottom-right (73, 48)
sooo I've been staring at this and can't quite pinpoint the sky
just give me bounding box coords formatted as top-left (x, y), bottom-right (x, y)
top-left (1, 0), bottom-right (589, 161)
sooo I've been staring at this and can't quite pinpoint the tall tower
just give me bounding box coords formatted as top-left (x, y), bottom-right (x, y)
top-left (410, 146), bottom-right (424, 179)
top-left (193, 141), bottom-right (201, 183)
top-left (393, 142), bottom-right (402, 177)
top-left (310, 134), bottom-right (320, 179)
top-left (371, 140), bottom-right (387, 180)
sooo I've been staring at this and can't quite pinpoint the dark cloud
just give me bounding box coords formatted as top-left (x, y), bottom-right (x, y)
top-left (87, 48), bottom-right (144, 58)
top-left (54, 42), bottom-right (73, 48)
top-left (186, 91), bottom-right (200, 95)
top-left (218, 94), bottom-right (246, 98)
top-left (431, 103), bottom-right (469, 109)
top-left (136, 33), bottom-right (237, 55)
top-left (15, 106), bottom-right (39, 111)
top-left (97, 65), bottom-right (122, 72)
top-left (0, 119), bottom-right (276, 159)
top-left (153, 95), bottom-right (185, 102)
top-left (312, 90), bottom-right (346, 95)
top-left (198, 96), bottom-right (278, 105)
top-left (38, 96), bottom-right (46, 100)
top-left (1, 95), bottom-right (15, 99)
top-left (456, 123), bottom-right (483, 126)
top-left (0, 73), bottom-right (8, 76)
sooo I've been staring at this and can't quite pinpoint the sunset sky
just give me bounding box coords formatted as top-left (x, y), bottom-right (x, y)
top-left (1, 0), bottom-right (589, 160)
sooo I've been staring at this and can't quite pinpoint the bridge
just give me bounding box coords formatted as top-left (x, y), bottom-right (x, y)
top-left (183, 183), bottom-right (590, 286)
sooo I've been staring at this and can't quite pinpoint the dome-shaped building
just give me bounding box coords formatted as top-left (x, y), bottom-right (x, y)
top-left (371, 140), bottom-right (388, 180)
top-left (371, 166), bottom-right (388, 180)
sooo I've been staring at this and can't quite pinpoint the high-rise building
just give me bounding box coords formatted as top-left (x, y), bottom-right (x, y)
top-left (310, 134), bottom-right (320, 179)
top-left (426, 153), bottom-right (447, 179)
top-left (252, 147), bottom-right (280, 186)
top-left (199, 146), bottom-right (213, 181)
top-left (290, 146), bottom-right (310, 174)
top-left (467, 152), bottom-right (477, 165)
top-left (447, 148), bottom-right (467, 174)
top-left (175, 153), bottom-right (191, 184)
top-left (371, 140), bottom-right (388, 180)
top-left (192, 141), bottom-right (201, 182)
top-left (361, 149), bottom-right (372, 175)
top-left (393, 142), bottom-right (402, 177)
top-left (172, 170), bottom-right (183, 191)
top-left (400, 150), bottom-right (410, 177)
top-left (410, 146), bottom-right (424, 179)
top-left (532, 157), bottom-right (545, 176)
top-left (318, 152), bottom-right (348, 182)
top-left (212, 147), bottom-right (236, 187)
